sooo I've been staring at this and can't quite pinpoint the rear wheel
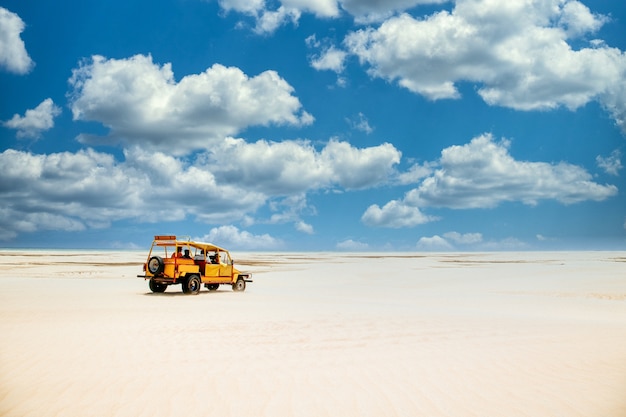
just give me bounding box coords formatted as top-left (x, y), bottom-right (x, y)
top-left (182, 275), bottom-right (201, 295)
top-left (149, 278), bottom-right (167, 293)
top-left (232, 278), bottom-right (246, 292)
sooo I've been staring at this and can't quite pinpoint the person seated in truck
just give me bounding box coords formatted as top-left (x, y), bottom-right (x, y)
top-left (194, 249), bottom-right (205, 261)
top-left (211, 252), bottom-right (220, 264)
top-left (183, 249), bottom-right (192, 259)
top-left (171, 247), bottom-right (183, 258)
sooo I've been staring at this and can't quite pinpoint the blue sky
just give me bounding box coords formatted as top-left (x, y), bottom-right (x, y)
top-left (1, 0), bottom-right (625, 251)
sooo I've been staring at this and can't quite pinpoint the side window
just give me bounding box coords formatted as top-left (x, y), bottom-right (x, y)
top-left (220, 252), bottom-right (228, 264)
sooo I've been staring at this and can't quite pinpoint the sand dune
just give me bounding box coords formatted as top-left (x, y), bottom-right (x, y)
top-left (1, 250), bottom-right (625, 417)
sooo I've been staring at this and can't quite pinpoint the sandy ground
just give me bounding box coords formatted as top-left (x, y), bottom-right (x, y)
top-left (0, 250), bottom-right (625, 417)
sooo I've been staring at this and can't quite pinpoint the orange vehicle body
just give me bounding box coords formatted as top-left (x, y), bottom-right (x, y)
top-left (137, 235), bottom-right (252, 294)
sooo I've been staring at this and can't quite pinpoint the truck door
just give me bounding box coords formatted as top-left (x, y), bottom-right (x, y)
top-left (219, 252), bottom-right (233, 280)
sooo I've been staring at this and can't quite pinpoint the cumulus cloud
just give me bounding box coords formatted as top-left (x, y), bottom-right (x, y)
top-left (3, 98), bottom-right (61, 139)
top-left (0, 7), bottom-right (33, 74)
top-left (206, 137), bottom-right (401, 193)
top-left (0, 148), bottom-right (267, 240)
top-left (310, 45), bottom-right (348, 73)
top-left (416, 231), bottom-right (483, 251)
top-left (362, 199), bottom-right (436, 228)
top-left (408, 134), bottom-right (618, 208)
top-left (295, 221), bottom-right (315, 234)
top-left (416, 235), bottom-right (452, 251)
top-left (397, 161), bottom-right (434, 185)
top-left (340, 0), bottom-right (448, 23)
top-left (363, 133), bottom-right (618, 228)
top-left (195, 225), bottom-right (282, 250)
top-left (344, 0), bottom-right (626, 133)
top-left (68, 55), bottom-right (313, 155)
top-left (596, 150), bottom-right (623, 176)
top-left (0, 133), bottom-right (400, 239)
top-left (216, 0), bottom-right (447, 30)
top-left (336, 239), bottom-right (370, 250)
top-left (217, 0), bottom-right (339, 33)
top-left (346, 112), bottom-right (374, 134)
top-left (443, 231), bottom-right (482, 245)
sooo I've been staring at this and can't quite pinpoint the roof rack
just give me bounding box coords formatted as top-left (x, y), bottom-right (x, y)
top-left (154, 235), bottom-right (176, 240)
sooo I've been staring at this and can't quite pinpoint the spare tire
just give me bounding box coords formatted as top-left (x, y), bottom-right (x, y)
top-left (147, 256), bottom-right (164, 275)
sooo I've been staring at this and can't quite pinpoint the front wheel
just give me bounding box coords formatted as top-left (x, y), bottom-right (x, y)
top-left (182, 275), bottom-right (201, 295)
top-left (232, 278), bottom-right (246, 292)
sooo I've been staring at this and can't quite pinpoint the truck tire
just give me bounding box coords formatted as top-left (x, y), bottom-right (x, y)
top-left (149, 278), bottom-right (167, 293)
top-left (232, 278), bottom-right (246, 292)
top-left (147, 256), bottom-right (164, 275)
top-left (182, 274), bottom-right (201, 295)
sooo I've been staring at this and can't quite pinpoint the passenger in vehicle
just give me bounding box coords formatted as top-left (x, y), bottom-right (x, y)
top-left (183, 249), bottom-right (192, 259)
top-left (171, 247), bottom-right (183, 258)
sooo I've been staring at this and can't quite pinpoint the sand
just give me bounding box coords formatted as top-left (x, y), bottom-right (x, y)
top-left (0, 250), bottom-right (625, 417)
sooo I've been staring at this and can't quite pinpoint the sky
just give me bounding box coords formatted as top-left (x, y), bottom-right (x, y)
top-left (1, 0), bottom-right (625, 251)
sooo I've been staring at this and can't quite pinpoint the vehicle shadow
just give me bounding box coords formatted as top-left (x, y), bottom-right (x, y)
top-left (142, 289), bottom-right (228, 297)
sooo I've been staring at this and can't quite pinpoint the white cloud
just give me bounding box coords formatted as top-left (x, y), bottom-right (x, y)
top-left (558, 1), bottom-right (608, 37)
top-left (217, 0), bottom-right (265, 15)
top-left (310, 45), bottom-right (347, 73)
top-left (416, 235), bottom-right (452, 251)
top-left (68, 55), bottom-right (313, 155)
top-left (480, 237), bottom-right (529, 251)
top-left (217, 0), bottom-right (339, 33)
top-left (0, 133), bottom-right (400, 239)
top-left (295, 220), bottom-right (314, 234)
top-left (340, 0), bottom-right (448, 23)
top-left (407, 133), bottom-right (617, 208)
top-left (443, 231), bottom-right (482, 244)
top-left (415, 231), bottom-right (482, 251)
top-left (0, 148), bottom-right (268, 240)
top-left (3, 98), bottom-right (61, 139)
top-left (346, 112), bottom-right (373, 134)
top-left (207, 137), bottom-right (401, 193)
top-left (0, 7), bottom-right (33, 74)
top-left (596, 150), bottom-right (623, 176)
top-left (362, 199), bottom-right (436, 228)
top-left (336, 239), bottom-right (370, 250)
top-left (344, 0), bottom-right (626, 133)
top-left (216, 0), bottom-right (447, 29)
top-left (363, 133), bottom-right (618, 228)
top-left (397, 161), bottom-right (434, 185)
top-left (195, 225), bottom-right (282, 250)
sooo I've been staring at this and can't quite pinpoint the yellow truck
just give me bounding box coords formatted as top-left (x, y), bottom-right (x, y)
top-left (137, 235), bottom-right (252, 294)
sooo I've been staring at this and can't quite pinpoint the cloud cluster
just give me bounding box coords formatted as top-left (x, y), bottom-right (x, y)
top-left (3, 98), bottom-right (61, 139)
top-left (69, 55), bottom-right (313, 155)
top-left (416, 232), bottom-right (529, 251)
top-left (0, 7), bottom-right (33, 74)
top-left (219, 0), bottom-right (626, 134)
top-left (216, 0), bottom-right (447, 31)
top-left (339, 0), bottom-right (626, 133)
top-left (0, 134), bottom-right (401, 240)
top-left (206, 137), bottom-right (400, 193)
top-left (363, 133), bottom-right (618, 228)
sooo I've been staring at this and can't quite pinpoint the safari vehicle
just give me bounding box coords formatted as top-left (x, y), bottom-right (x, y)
top-left (137, 235), bottom-right (252, 294)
